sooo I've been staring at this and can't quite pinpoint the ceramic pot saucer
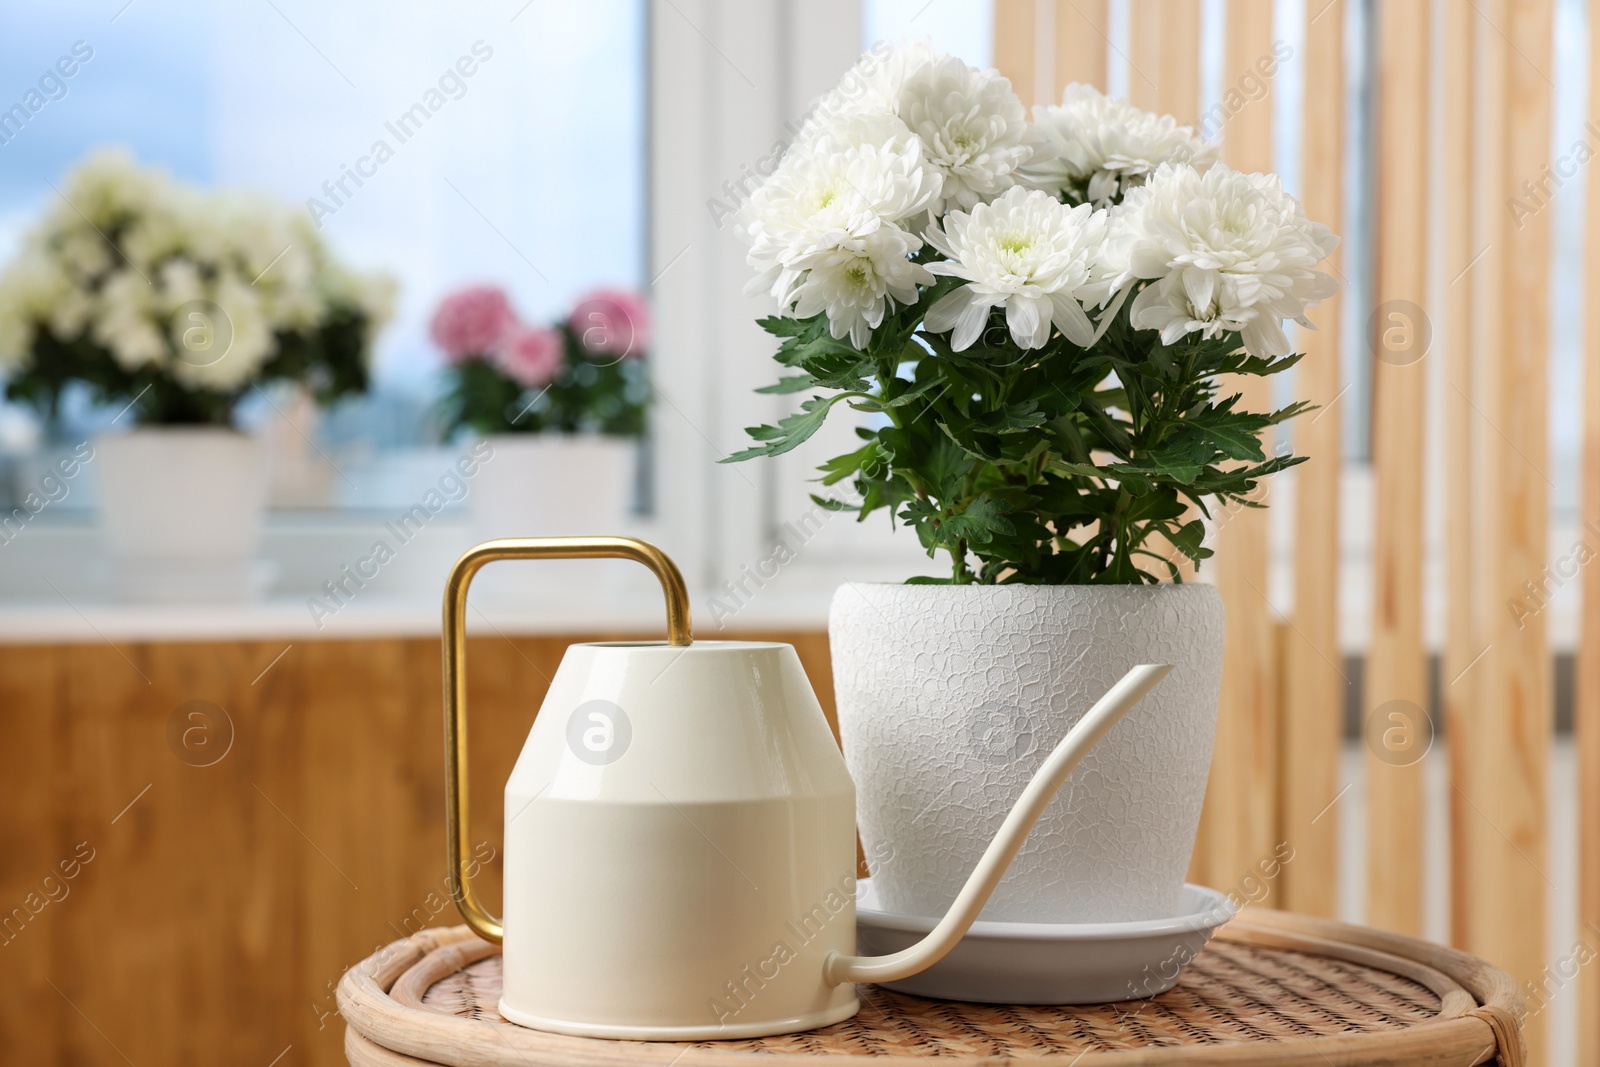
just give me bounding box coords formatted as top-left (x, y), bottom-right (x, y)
top-left (854, 879), bottom-right (1235, 1004)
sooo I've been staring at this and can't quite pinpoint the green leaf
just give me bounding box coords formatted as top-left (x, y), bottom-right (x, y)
top-left (1189, 420), bottom-right (1267, 462)
top-left (723, 394), bottom-right (850, 462)
top-left (756, 375), bottom-right (819, 394)
top-left (920, 434), bottom-right (975, 496)
top-left (817, 440), bottom-right (885, 486)
top-left (757, 314), bottom-right (809, 338)
top-left (1165, 518), bottom-right (1208, 560)
top-left (940, 494), bottom-right (1015, 545)
top-left (730, 278), bottom-right (1319, 583)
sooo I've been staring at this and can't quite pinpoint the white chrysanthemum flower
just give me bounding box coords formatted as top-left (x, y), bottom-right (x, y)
top-left (59, 149), bottom-right (167, 222)
top-left (43, 150), bottom-right (178, 283)
top-left (742, 117), bottom-right (938, 278)
top-left (54, 229), bottom-right (115, 282)
top-left (896, 55), bottom-right (1030, 212)
top-left (49, 287), bottom-right (95, 340)
top-left (0, 150), bottom-right (392, 410)
top-left (157, 257), bottom-right (205, 308)
top-left (322, 261), bottom-right (397, 335)
top-left (0, 252), bottom-right (72, 371)
top-left (740, 122), bottom-right (939, 345)
top-left (923, 185), bottom-right (1111, 351)
top-left (170, 271), bottom-right (274, 392)
top-left (801, 42), bottom-right (1030, 214)
top-left (812, 39), bottom-right (941, 122)
top-left (0, 252), bottom-right (76, 361)
top-left (787, 224), bottom-right (932, 348)
top-left (44, 149), bottom-right (170, 248)
top-left (92, 269), bottom-right (168, 371)
top-left (1022, 84), bottom-right (1218, 206)
top-left (121, 189), bottom-right (197, 274)
top-left (1110, 163), bottom-right (1339, 357)
top-left (0, 310), bottom-right (28, 373)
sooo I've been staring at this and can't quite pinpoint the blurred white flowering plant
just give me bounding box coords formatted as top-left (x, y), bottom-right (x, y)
top-left (729, 44), bottom-right (1338, 585)
top-left (0, 151), bottom-right (395, 427)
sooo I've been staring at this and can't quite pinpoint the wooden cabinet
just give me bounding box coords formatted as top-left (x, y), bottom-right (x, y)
top-left (0, 632), bottom-right (833, 1065)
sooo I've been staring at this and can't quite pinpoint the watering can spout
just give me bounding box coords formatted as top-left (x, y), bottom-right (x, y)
top-left (823, 663), bottom-right (1174, 987)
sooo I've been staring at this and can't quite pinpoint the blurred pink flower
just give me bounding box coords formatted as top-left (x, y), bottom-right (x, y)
top-left (430, 285), bottom-right (516, 362)
top-left (568, 288), bottom-right (650, 360)
top-left (494, 325), bottom-right (564, 387)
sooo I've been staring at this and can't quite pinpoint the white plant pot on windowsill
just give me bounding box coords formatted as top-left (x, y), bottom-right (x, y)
top-left (467, 434), bottom-right (638, 603)
top-left (93, 427), bottom-right (273, 602)
top-left (829, 581), bottom-right (1225, 924)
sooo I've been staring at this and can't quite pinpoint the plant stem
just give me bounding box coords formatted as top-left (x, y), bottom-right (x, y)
top-left (951, 540), bottom-right (972, 584)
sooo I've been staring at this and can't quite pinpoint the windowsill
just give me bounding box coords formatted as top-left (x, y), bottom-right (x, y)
top-left (0, 510), bottom-right (859, 643)
top-left (0, 469), bottom-right (1585, 651)
top-left (0, 590), bottom-right (848, 644)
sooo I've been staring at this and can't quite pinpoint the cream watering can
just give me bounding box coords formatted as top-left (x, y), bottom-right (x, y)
top-left (443, 536), bottom-right (1171, 1040)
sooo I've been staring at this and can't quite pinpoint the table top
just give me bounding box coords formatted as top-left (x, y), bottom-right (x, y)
top-left (338, 911), bottom-right (1524, 1066)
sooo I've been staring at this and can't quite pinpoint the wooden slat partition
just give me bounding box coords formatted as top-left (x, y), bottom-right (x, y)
top-left (1462, 1), bottom-right (1553, 1062)
top-left (1581, 0), bottom-right (1600, 1050)
top-left (993, 0), bottom-right (1044, 108)
top-left (1457, 0), bottom-right (1509, 968)
top-left (1441, 0), bottom-right (1479, 958)
top-left (1279, 0), bottom-right (1345, 920)
top-left (1193, 0), bottom-right (1283, 901)
top-left (1127, 0), bottom-right (1201, 126)
top-left (1364, 0), bottom-right (1430, 937)
top-left (1123, 0), bottom-right (1210, 883)
top-left (997, 0), bottom-right (1111, 107)
top-left (1053, 0), bottom-right (1109, 93)
top-left (991, 3), bottom-right (1571, 1055)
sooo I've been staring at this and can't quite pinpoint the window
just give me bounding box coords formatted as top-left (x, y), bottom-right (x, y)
top-left (0, 0), bottom-right (646, 499)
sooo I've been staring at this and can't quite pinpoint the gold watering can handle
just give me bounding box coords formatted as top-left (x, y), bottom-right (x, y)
top-left (443, 536), bottom-right (693, 943)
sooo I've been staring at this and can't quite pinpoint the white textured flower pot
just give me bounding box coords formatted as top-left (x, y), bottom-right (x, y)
top-left (94, 428), bottom-right (271, 602)
top-left (829, 582), bottom-right (1224, 924)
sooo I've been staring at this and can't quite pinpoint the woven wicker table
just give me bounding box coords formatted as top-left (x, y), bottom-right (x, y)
top-left (338, 910), bottom-right (1525, 1066)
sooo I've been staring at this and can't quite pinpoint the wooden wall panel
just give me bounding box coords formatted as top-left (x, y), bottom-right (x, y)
top-left (1127, 0), bottom-right (1202, 126)
top-left (1193, 0), bottom-right (1282, 901)
top-left (1278, 0), bottom-right (1345, 919)
top-left (1459, 1), bottom-right (1553, 1061)
top-left (0, 631), bottom-right (833, 1067)
top-left (1364, 0), bottom-right (1430, 937)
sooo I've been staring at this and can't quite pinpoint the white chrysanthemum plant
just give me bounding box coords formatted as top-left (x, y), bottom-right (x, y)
top-left (0, 150), bottom-right (395, 426)
top-left (730, 43), bottom-right (1338, 585)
